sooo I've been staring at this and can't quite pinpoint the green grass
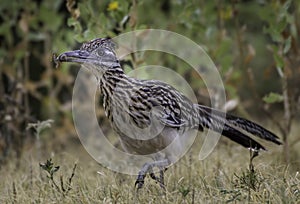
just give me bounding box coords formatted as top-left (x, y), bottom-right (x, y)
top-left (0, 131), bottom-right (299, 204)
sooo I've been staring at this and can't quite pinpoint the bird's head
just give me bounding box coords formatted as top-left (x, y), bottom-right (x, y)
top-left (55, 38), bottom-right (120, 72)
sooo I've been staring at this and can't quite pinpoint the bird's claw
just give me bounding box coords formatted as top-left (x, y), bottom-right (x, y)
top-left (135, 174), bottom-right (145, 190)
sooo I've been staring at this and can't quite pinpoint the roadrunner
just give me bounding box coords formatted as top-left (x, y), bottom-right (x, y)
top-left (55, 38), bottom-right (281, 190)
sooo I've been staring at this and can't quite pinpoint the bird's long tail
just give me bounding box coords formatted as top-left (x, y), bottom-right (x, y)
top-left (195, 104), bottom-right (282, 151)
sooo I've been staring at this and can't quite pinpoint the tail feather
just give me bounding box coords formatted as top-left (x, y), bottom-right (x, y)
top-left (198, 105), bottom-right (281, 145)
top-left (195, 104), bottom-right (281, 150)
top-left (222, 124), bottom-right (266, 151)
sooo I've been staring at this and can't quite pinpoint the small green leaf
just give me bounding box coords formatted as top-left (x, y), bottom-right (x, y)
top-left (283, 0), bottom-right (292, 11)
top-left (273, 52), bottom-right (284, 69)
top-left (178, 185), bottom-right (190, 197)
top-left (67, 18), bottom-right (82, 33)
top-left (263, 92), bottom-right (283, 104)
top-left (277, 19), bottom-right (287, 33)
top-left (51, 166), bottom-right (60, 174)
top-left (283, 36), bottom-right (292, 54)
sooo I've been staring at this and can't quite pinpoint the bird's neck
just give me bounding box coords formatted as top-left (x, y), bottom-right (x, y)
top-left (99, 66), bottom-right (130, 118)
top-left (100, 66), bottom-right (127, 89)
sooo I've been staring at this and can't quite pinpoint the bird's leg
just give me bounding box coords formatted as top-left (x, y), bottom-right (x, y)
top-left (148, 166), bottom-right (160, 183)
top-left (135, 159), bottom-right (169, 190)
top-left (150, 166), bottom-right (167, 190)
top-left (159, 168), bottom-right (166, 190)
top-left (135, 162), bottom-right (151, 190)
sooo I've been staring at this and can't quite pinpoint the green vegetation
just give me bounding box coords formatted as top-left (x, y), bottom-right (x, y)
top-left (0, 0), bottom-right (299, 203)
top-left (0, 137), bottom-right (299, 203)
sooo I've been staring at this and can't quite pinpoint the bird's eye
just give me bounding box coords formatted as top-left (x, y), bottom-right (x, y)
top-left (97, 49), bottom-right (104, 56)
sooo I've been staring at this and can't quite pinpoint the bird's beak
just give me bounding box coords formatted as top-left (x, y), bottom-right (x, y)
top-left (55, 50), bottom-right (92, 64)
top-left (54, 50), bottom-right (98, 68)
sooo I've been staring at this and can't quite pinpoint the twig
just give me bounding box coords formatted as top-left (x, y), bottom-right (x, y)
top-left (12, 181), bottom-right (17, 203)
top-left (66, 163), bottom-right (77, 193)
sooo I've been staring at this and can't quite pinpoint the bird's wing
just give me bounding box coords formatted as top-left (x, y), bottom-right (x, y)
top-left (128, 83), bottom-right (189, 129)
top-left (157, 107), bottom-right (187, 128)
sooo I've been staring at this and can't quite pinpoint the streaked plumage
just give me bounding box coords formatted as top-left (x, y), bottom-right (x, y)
top-left (56, 38), bottom-right (281, 190)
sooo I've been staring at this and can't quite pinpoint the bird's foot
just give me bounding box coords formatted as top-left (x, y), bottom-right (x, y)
top-left (134, 160), bottom-right (169, 190)
top-left (135, 173), bottom-right (145, 190)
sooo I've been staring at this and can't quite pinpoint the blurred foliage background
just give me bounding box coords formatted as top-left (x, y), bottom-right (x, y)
top-left (0, 0), bottom-right (299, 167)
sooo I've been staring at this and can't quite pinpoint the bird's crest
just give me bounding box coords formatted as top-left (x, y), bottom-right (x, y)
top-left (80, 38), bottom-right (116, 52)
